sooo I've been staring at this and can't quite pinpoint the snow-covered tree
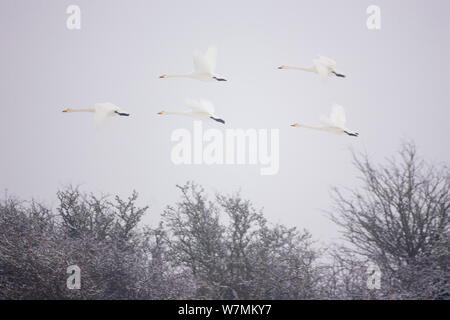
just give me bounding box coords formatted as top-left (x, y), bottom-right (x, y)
top-left (160, 182), bottom-right (321, 299)
top-left (330, 142), bottom-right (450, 299)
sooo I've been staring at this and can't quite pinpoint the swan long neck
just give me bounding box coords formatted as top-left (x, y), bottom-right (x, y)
top-left (284, 66), bottom-right (315, 72)
top-left (66, 108), bottom-right (95, 113)
top-left (163, 111), bottom-right (188, 115)
top-left (165, 74), bottom-right (193, 78)
top-left (296, 124), bottom-right (325, 131)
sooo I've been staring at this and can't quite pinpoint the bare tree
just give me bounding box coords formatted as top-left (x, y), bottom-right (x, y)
top-left (0, 196), bottom-right (65, 299)
top-left (2, 152), bottom-right (447, 300)
top-left (0, 187), bottom-right (185, 299)
top-left (316, 246), bottom-right (384, 300)
top-left (330, 142), bottom-right (450, 299)
top-left (161, 182), bottom-right (320, 299)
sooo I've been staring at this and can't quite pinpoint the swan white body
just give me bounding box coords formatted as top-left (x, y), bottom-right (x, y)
top-left (160, 47), bottom-right (227, 82)
top-left (158, 99), bottom-right (225, 124)
top-left (291, 104), bottom-right (358, 137)
top-left (62, 102), bottom-right (129, 127)
top-left (279, 55), bottom-right (346, 78)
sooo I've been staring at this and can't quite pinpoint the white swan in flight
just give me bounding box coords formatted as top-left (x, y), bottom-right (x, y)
top-left (158, 99), bottom-right (225, 124)
top-left (291, 104), bottom-right (358, 137)
top-left (62, 102), bottom-right (129, 127)
top-left (278, 55), bottom-right (346, 78)
top-left (159, 46), bottom-right (227, 82)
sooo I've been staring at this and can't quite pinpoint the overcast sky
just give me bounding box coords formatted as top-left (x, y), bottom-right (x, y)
top-left (1, 0), bottom-right (450, 244)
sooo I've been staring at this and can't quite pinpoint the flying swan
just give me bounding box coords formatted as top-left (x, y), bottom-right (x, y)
top-left (62, 102), bottom-right (130, 127)
top-left (291, 104), bottom-right (358, 137)
top-left (278, 55), bottom-right (346, 78)
top-left (159, 46), bottom-right (227, 82)
top-left (158, 99), bottom-right (225, 124)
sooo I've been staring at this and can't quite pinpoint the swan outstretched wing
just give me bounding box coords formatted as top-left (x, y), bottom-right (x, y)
top-left (329, 104), bottom-right (346, 127)
top-left (315, 62), bottom-right (329, 78)
top-left (320, 104), bottom-right (346, 128)
top-left (193, 46), bottom-right (217, 74)
top-left (314, 55), bottom-right (337, 78)
top-left (317, 55), bottom-right (336, 67)
top-left (94, 103), bottom-right (119, 127)
top-left (186, 99), bottom-right (215, 115)
top-left (312, 58), bottom-right (328, 77)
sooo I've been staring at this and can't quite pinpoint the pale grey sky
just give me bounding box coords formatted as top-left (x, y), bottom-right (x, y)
top-left (1, 0), bottom-right (450, 244)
